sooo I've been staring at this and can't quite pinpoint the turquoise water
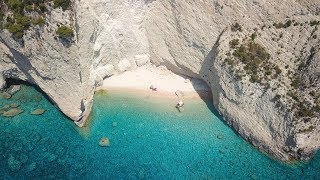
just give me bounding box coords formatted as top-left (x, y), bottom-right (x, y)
top-left (0, 84), bottom-right (319, 179)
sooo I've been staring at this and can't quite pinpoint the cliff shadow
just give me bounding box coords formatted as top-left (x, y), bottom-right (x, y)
top-left (194, 29), bottom-right (226, 119)
top-left (194, 28), bottom-right (245, 136)
top-left (191, 83), bottom-right (223, 120)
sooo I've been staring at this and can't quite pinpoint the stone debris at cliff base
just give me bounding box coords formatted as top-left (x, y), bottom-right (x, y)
top-left (2, 92), bottom-right (12, 99)
top-left (3, 108), bottom-right (24, 117)
top-left (31, 109), bottom-right (46, 115)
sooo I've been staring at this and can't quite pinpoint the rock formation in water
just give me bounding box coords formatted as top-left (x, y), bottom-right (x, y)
top-left (0, 0), bottom-right (319, 161)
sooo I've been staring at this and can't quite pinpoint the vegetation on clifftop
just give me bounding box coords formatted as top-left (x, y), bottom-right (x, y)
top-left (0, 0), bottom-right (72, 43)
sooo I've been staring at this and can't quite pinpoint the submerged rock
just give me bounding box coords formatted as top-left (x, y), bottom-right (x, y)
top-left (0, 105), bottom-right (10, 114)
top-left (19, 154), bottom-right (28, 164)
top-left (26, 162), bottom-right (37, 172)
top-left (3, 108), bottom-right (24, 117)
top-left (33, 95), bottom-right (43, 102)
top-left (19, 136), bottom-right (28, 145)
top-left (7, 85), bottom-right (21, 95)
top-left (31, 109), bottom-right (46, 115)
top-left (12, 141), bottom-right (23, 151)
top-left (30, 132), bottom-right (41, 143)
top-left (217, 134), bottom-right (222, 139)
top-left (55, 146), bottom-right (66, 156)
top-left (38, 137), bottom-right (49, 145)
top-left (47, 153), bottom-right (57, 162)
top-left (2, 92), bottom-right (11, 99)
top-left (8, 155), bottom-right (22, 171)
top-left (99, 137), bottom-right (110, 147)
top-left (112, 122), bottom-right (118, 127)
top-left (10, 103), bottom-right (20, 108)
top-left (26, 143), bottom-right (35, 152)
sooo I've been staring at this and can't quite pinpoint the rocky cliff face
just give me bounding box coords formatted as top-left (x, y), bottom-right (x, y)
top-left (0, 0), bottom-right (319, 161)
top-left (0, 5), bottom-right (90, 121)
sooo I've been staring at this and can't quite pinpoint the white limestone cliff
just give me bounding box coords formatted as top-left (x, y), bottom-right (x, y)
top-left (144, 0), bottom-right (320, 161)
top-left (0, 0), bottom-right (319, 161)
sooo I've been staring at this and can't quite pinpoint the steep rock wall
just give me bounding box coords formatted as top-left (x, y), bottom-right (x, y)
top-left (144, 0), bottom-right (320, 161)
top-left (0, 7), bottom-right (88, 121)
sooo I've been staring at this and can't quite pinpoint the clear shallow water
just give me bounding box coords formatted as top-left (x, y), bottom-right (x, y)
top-left (0, 85), bottom-right (319, 179)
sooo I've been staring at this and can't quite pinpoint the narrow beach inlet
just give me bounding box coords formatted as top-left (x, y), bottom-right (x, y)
top-left (97, 64), bottom-right (212, 101)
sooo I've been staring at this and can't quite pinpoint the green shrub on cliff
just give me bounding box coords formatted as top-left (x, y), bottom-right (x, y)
top-left (14, 14), bottom-right (31, 28)
top-left (38, 3), bottom-right (47, 13)
top-left (25, 5), bottom-right (34, 12)
top-left (229, 39), bottom-right (239, 48)
top-left (230, 41), bottom-right (274, 85)
top-left (32, 17), bottom-right (45, 26)
top-left (273, 20), bottom-right (292, 28)
top-left (233, 42), bottom-right (270, 75)
top-left (310, 20), bottom-right (320, 26)
top-left (53, 0), bottom-right (71, 11)
top-left (7, 0), bottom-right (24, 13)
top-left (231, 23), bottom-right (242, 32)
top-left (0, 12), bottom-right (4, 30)
top-left (56, 25), bottom-right (74, 39)
top-left (7, 23), bottom-right (24, 39)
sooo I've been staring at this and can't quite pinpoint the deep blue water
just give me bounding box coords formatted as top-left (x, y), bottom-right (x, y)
top-left (0, 84), bottom-right (319, 179)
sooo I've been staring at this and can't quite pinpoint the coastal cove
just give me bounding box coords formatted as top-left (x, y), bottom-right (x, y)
top-left (1, 0), bottom-right (319, 164)
top-left (0, 84), bottom-right (319, 179)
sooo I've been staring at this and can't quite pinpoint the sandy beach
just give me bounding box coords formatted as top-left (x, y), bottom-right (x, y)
top-left (96, 64), bottom-right (211, 101)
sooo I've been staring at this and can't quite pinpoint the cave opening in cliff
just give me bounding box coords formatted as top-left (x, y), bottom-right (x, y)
top-left (4, 78), bottom-right (55, 107)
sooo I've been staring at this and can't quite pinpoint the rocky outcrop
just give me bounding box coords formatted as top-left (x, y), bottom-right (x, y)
top-left (0, 5), bottom-right (88, 122)
top-left (144, 0), bottom-right (320, 161)
top-left (0, 0), bottom-right (319, 161)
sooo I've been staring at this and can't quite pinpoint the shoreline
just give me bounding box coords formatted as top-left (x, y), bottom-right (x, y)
top-left (84, 65), bottom-right (212, 134)
top-left (96, 64), bottom-right (212, 101)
